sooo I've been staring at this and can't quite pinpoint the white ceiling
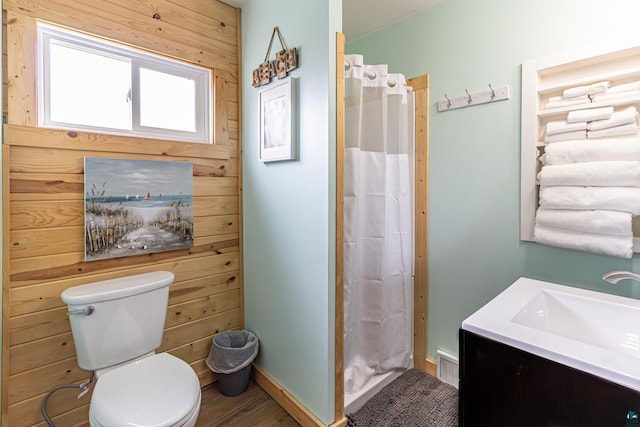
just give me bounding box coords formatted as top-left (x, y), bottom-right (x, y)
top-left (219, 0), bottom-right (443, 40)
top-left (342, 0), bottom-right (443, 40)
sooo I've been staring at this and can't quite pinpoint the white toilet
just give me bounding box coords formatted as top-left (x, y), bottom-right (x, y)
top-left (61, 271), bottom-right (201, 427)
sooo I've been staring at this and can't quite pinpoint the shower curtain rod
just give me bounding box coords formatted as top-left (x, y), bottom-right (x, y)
top-left (344, 62), bottom-right (412, 92)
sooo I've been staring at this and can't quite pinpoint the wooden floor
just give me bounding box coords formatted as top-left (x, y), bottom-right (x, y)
top-left (195, 380), bottom-right (301, 426)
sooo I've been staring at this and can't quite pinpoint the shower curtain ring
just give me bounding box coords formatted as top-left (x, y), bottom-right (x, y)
top-left (445, 94), bottom-right (451, 108)
top-left (465, 89), bottom-right (472, 104)
top-left (489, 83), bottom-right (496, 99)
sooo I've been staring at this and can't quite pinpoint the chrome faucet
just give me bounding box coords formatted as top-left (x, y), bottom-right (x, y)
top-left (602, 271), bottom-right (640, 284)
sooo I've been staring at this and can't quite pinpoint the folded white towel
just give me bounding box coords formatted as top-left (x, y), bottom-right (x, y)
top-left (537, 161), bottom-right (640, 187)
top-left (540, 137), bottom-right (640, 165)
top-left (544, 130), bottom-right (588, 143)
top-left (591, 90), bottom-right (640, 103)
top-left (563, 86), bottom-right (591, 98)
top-left (534, 225), bottom-right (632, 258)
top-left (588, 123), bottom-right (639, 139)
top-left (606, 81), bottom-right (640, 94)
top-left (538, 186), bottom-right (640, 215)
top-left (588, 80), bottom-right (611, 95)
top-left (535, 208), bottom-right (632, 236)
top-left (563, 81), bottom-right (609, 98)
top-left (546, 120), bottom-right (588, 136)
top-left (588, 106), bottom-right (638, 131)
top-left (567, 106), bottom-right (614, 123)
top-left (545, 97), bottom-right (591, 110)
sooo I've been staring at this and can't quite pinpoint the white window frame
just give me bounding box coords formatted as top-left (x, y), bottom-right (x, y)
top-left (37, 23), bottom-right (212, 144)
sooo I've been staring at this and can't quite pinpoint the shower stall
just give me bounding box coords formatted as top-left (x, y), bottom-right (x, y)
top-left (342, 54), bottom-right (416, 413)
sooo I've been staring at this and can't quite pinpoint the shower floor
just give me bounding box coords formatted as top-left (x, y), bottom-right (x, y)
top-left (344, 369), bottom-right (406, 414)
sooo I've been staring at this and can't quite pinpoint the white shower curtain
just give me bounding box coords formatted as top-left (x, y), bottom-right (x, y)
top-left (343, 54), bottom-right (415, 395)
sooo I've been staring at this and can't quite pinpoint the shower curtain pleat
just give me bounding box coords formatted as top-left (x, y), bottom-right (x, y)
top-left (343, 54), bottom-right (415, 396)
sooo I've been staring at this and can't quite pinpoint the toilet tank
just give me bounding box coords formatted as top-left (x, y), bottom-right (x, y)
top-left (61, 271), bottom-right (174, 371)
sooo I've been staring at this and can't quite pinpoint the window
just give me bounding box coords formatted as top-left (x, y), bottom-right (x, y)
top-left (38, 23), bottom-right (211, 143)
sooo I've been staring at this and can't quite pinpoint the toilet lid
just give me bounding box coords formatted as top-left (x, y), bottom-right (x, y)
top-left (90, 353), bottom-right (200, 427)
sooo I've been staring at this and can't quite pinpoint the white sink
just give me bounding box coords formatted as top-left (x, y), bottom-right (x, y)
top-left (511, 289), bottom-right (640, 358)
top-left (462, 277), bottom-right (640, 392)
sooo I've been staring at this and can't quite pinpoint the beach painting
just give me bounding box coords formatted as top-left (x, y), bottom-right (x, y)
top-left (84, 157), bottom-right (194, 261)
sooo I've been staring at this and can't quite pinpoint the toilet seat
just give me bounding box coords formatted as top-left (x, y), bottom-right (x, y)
top-left (90, 398), bottom-right (200, 427)
top-left (89, 353), bottom-right (201, 427)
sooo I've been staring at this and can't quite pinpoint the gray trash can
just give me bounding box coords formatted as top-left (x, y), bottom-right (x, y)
top-left (206, 330), bottom-right (259, 396)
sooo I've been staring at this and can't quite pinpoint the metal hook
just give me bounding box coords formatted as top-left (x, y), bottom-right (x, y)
top-left (489, 83), bottom-right (496, 100)
top-left (465, 89), bottom-right (472, 104)
top-left (445, 94), bottom-right (451, 108)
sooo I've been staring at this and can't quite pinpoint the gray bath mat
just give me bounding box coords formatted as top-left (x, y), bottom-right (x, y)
top-left (347, 368), bottom-right (458, 427)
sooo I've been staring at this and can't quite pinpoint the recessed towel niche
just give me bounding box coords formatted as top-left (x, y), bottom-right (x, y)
top-left (521, 43), bottom-right (640, 258)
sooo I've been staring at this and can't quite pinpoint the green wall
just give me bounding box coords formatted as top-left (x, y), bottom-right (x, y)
top-left (347, 0), bottom-right (640, 361)
top-left (241, 0), bottom-right (341, 424)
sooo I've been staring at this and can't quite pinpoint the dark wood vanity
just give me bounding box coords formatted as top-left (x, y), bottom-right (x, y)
top-left (459, 329), bottom-right (640, 427)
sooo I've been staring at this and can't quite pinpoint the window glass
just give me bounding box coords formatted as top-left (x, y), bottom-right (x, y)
top-left (49, 42), bottom-right (131, 130)
top-left (39, 23), bottom-right (211, 143)
top-left (139, 68), bottom-right (196, 132)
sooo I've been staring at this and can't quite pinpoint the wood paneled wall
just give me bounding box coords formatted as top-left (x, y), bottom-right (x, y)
top-left (2, 1), bottom-right (242, 425)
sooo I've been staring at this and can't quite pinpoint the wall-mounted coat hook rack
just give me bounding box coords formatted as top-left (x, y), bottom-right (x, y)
top-left (438, 84), bottom-right (509, 112)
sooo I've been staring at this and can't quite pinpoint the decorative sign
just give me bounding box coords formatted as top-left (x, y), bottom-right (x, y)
top-left (252, 27), bottom-right (298, 88)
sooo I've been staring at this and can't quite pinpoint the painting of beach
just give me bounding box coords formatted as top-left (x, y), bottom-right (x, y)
top-left (84, 157), bottom-right (194, 261)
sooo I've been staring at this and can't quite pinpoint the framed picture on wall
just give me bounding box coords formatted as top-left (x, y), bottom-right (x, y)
top-left (84, 157), bottom-right (194, 261)
top-left (259, 77), bottom-right (297, 162)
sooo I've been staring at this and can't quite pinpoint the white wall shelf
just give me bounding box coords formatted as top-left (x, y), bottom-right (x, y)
top-left (537, 66), bottom-right (640, 96)
top-left (537, 95), bottom-right (640, 118)
top-left (521, 42), bottom-right (640, 251)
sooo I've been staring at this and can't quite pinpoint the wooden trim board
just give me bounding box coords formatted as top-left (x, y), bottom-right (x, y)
top-left (408, 74), bottom-right (430, 373)
top-left (425, 358), bottom-right (437, 378)
top-left (252, 364), bottom-right (326, 427)
top-left (3, 144), bottom-right (11, 425)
